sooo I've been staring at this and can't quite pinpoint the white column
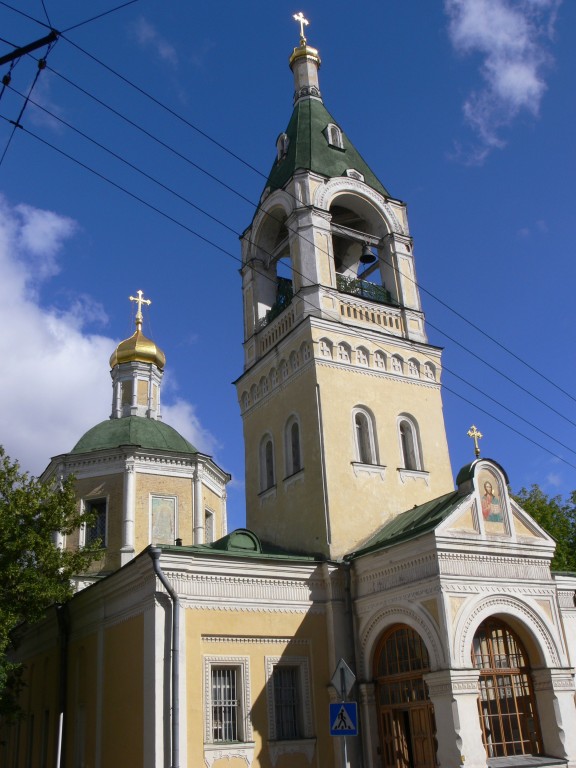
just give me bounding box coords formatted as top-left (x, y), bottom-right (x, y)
top-left (424, 669), bottom-right (486, 768)
top-left (358, 682), bottom-right (379, 768)
top-left (193, 465), bottom-right (204, 544)
top-left (120, 458), bottom-right (136, 565)
top-left (532, 668), bottom-right (576, 765)
top-left (221, 491), bottom-right (228, 537)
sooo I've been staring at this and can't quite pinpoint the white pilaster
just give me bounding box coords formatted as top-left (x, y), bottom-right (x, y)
top-left (120, 458), bottom-right (136, 565)
top-left (424, 669), bottom-right (486, 768)
top-left (193, 465), bottom-right (204, 544)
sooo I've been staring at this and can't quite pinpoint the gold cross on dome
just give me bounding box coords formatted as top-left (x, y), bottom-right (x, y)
top-left (129, 289), bottom-right (151, 329)
top-left (467, 425), bottom-right (483, 458)
top-left (293, 11), bottom-right (309, 43)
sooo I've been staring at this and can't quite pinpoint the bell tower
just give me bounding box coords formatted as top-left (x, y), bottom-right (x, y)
top-left (236, 19), bottom-right (453, 558)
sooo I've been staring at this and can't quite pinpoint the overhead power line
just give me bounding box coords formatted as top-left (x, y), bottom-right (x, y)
top-left (2, 109), bottom-right (574, 473)
top-left (1, 0), bottom-right (573, 413)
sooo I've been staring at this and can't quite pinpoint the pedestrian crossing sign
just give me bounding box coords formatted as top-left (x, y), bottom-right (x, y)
top-left (329, 702), bottom-right (358, 736)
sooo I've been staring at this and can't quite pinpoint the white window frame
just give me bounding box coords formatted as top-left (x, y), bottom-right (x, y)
top-left (150, 494), bottom-right (178, 545)
top-left (204, 656), bottom-right (252, 745)
top-left (81, 497), bottom-right (108, 548)
top-left (204, 509), bottom-right (215, 544)
top-left (397, 415), bottom-right (423, 471)
top-left (353, 407), bottom-right (378, 466)
top-left (265, 656), bottom-right (314, 743)
top-left (323, 123), bottom-right (344, 149)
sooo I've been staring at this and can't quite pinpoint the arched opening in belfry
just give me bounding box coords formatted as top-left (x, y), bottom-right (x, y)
top-left (252, 207), bottom-right (294, 328)
top-left (329, 194), bottom-right (398, 306)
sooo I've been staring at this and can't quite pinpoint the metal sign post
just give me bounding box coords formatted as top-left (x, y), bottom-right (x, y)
top-left (330, 659), bottom-right (358, 768)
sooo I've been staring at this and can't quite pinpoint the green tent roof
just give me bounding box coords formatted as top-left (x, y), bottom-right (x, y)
top-left (71, 416), bottom-right (198, 455)
top-left (348, 490), bottom-right (466, 558)
top-left (265, 98), bottom-right (390, 198)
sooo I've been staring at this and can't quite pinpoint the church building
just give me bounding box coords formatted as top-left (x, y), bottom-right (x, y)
top-left (2, 18), bottom-right (576, 768)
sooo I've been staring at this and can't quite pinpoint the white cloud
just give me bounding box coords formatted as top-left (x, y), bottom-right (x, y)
top-left (0, 196), bottom-right (215, 476)
top-left (132, 17), bottom-right (178, 66)
top-left (445, 0), bottom-right (561, 161)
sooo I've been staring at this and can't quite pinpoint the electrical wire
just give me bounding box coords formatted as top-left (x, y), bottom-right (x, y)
top-left (9, 81), bottom-right (576, 451)
top-left (1, 0), bottom-right (573, 412)
top-left (0, 3), bottom-right (573, 469)
top-left (2, 109), bottom-right (573, 473)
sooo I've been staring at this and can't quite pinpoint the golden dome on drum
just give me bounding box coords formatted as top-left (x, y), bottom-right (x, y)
top-left (109, 328), bottom-right (166, 370)
top-left (109, 290), bottom-right (166, 370)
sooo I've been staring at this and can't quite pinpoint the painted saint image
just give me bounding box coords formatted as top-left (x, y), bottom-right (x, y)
top-left (481, 481), bottom-right (502, 522)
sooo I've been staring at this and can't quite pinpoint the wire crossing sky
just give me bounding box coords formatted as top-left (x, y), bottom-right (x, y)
top-left (0, 1), bottom-right (574, 528)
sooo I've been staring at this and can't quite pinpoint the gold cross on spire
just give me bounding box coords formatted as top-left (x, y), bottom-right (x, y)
top-left (293, 11), bottom-right (309, 44)
top-left (129, 290), bottom-right (151, 331)
top-left (467, 425), bottom-right (483, 458)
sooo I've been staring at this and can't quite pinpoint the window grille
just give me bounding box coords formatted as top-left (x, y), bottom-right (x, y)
top-left (273, 666), bottom-right (301, 740)
top-left (211, 668), bottom-right (239, 742)
top-left (85, 499), bottom-right (106, 547)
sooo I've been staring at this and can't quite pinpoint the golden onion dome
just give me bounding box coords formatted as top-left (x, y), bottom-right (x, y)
top-left (109, 290), bottom-right (166, 370)
top-left (109, 328), bottom-right (166, 370)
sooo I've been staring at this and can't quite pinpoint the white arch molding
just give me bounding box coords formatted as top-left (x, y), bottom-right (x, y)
top-left (358, 604), bottom-right (447, 680)
top-left (247, 190), bottom-right (294, 259)
top-left (454, 593), bottom-right (564, 668)
top-left (314, 176), bottom-right (407, 236)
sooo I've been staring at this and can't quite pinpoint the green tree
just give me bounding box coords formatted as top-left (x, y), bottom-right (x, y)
top-left (0, 447), bottom-right (101, 717)
top-left (513, 485), bottom-right (576, 572)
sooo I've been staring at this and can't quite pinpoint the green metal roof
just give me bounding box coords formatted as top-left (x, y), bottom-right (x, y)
top-left (455, 459), bottom-right (509, 486)
top-left (71, 416), bottom-right (198, 455)
top-left (265, 98), bottom-right (390, 198)
top-left (348, 490), bottom-right (467, 558)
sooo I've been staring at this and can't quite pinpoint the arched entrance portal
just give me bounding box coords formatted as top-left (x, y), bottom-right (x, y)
top-left (472, 618), bottom-right (542, 758)
top-left (374, 625), bottom-right (437, 768)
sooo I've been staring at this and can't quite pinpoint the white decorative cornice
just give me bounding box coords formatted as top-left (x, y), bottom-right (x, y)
top-left (437, 551), bottom-right (552, 581)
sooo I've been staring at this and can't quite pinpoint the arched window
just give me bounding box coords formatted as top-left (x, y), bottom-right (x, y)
top-left (323, 123), bottom-right (344, 149)
top-left (374, 351), bottom-right (386, 370)
top-left (398, 416), bottom-right (422, 470)
top-left (353, 408), bottom-right (377, 465)
top-left (373, 624), bottom-right (436, 768)
top-left (472, 618), bottom-right (542, 759)
top-left (285, 417), bottom-right (302, 476)
top-left (260, 436), bottom-right (275, 491)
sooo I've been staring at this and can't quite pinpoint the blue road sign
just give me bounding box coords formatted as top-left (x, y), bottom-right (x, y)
top-left (330, 702), bottom-right (358, 736)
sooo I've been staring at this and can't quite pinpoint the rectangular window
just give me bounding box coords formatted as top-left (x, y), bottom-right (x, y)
top-left (205, 510), bottom-right (215, 544)
top-left (204, 656), bottom-right (252, 749)
top-left (211, 667), bottom-right (239, 742)
top-left (85, 498), bottom-right (107, 547)
top-left (265, 656), bottom-right (313, 743)
top-left (273, 666), bottom-right (301, 740)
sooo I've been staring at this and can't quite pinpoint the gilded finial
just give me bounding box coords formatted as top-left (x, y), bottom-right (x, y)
top-left (293, 11), bottom-right (309, 45)
top-left (129, 290), bottom-right (151, 332)
top-left (467, 425), bottom-right (483, 458)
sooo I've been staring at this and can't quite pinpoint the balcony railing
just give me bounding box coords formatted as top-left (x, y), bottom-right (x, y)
top-left (258, 277), bottom-right (293, 329)
top-left (336, 274), bottom-right (395, 305)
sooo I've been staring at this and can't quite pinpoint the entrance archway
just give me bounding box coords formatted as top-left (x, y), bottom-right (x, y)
top-left (472, 618), bottom-right (542, 758)
top-left (374, 624), bottom-right (437, 768)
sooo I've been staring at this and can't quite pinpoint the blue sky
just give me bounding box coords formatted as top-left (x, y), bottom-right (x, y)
top-left (0, 0), bottom-right (574, 529)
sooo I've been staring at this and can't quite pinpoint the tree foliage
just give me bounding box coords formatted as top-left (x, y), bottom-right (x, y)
top-left (513, 485), bottom-right (576, 572)
top-left (0, 446), bottom-right (101, 716)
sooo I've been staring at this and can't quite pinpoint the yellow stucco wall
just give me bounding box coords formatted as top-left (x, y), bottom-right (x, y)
top-left (185, 606), bottom-right (334, 768)
top-left (101, 615), bottom-right (145, 766)
top-left (74, 473), bottom-right (124, 573)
